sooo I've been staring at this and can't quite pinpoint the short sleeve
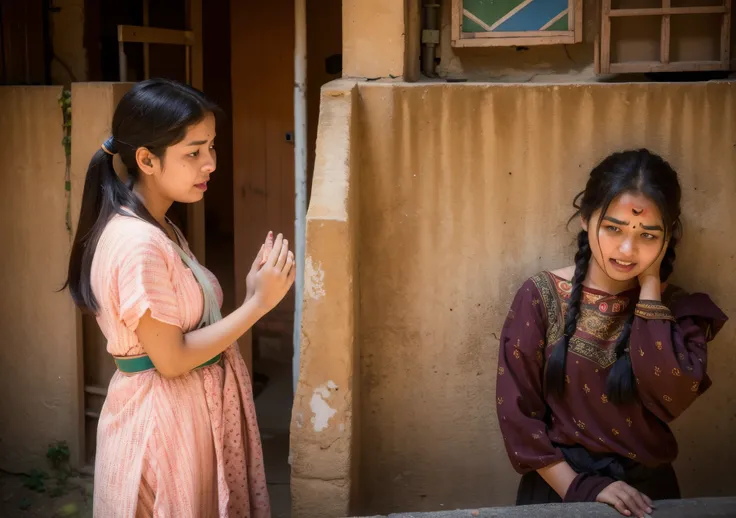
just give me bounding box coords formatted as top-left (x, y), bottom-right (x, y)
top-left (117, 236), bottom-right (181, 331)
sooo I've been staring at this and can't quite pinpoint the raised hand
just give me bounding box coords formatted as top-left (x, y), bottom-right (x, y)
top-left (252, 233), bottom-right (296, 312)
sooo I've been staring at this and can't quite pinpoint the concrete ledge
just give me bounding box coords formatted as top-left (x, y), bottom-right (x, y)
top-left (353, 497), bottom-right (736, 518)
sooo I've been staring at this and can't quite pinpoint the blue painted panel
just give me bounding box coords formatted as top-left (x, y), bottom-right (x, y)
top-left (494, 0), bottom-right (568, 32)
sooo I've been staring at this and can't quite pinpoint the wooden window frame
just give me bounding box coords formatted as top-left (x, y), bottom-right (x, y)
top-left (596, 0), bottom-right (732, 74)
top-left (451, 0), bottom-right (583, 47)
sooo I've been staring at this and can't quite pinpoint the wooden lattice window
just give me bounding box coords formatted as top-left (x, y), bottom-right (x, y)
top-left (451, 0), bottom-right (584, 47)
top-left (596, 0), bottom-right (732, 74)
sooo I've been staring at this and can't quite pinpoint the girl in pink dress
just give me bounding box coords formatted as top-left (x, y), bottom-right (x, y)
top-left (65, 78), bottom-right (294, 517)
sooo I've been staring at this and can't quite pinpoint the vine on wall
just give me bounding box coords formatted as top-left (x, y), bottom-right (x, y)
top-left (58, 90), bottom-right (72, 235)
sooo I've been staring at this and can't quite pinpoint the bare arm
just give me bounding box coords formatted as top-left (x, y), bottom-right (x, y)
top-left (136, 298), bottom-right (266, 378)
top-left (537, 460), bottom-right (577, 499)
top-left (136, 233), bottom-right (295, 378)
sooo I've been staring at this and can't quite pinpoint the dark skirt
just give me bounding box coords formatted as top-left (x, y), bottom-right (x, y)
top-left (517, 444), bottom-right (681, 506)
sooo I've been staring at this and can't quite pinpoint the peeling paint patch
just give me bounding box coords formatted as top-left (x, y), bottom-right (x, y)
top-left (310, 381), bottom-right (338, 432)
top-left (305, 256), bottom-right (326, 300)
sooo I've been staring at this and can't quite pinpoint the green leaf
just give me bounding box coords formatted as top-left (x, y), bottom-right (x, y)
top-left (18, 497), bottom-right (32, 510)
top-left (57, 503), bottom-right (80, 516)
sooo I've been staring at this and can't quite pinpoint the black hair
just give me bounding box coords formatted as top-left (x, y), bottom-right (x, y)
top-left (545, 149), bottom-right (682, 404)
top-left (64, 78), bottom-right (220, 314)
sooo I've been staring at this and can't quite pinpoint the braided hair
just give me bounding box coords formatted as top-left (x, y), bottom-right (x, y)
top-left (545, 149), bottom-right (682, 404)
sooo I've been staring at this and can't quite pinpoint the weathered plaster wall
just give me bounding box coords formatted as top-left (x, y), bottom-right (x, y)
top-left (70, 82), bottom-right (134, 466)
top-left (343, 0), bottom-right (408, 79)
top-left (291, 80), bottom-right (362, 518)
top-left (0, 86), bottom-right (81, 471)
top-left (356, 81), bottom-right (736, 514)
top-left (295, 79), bottom-right (736, 516)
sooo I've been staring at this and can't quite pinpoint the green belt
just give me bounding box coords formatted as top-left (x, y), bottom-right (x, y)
top-left (114, 353), bottom-right (222, 374)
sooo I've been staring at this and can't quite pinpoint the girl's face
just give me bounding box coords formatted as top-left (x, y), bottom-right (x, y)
top-left (583, 192), bottom-right (666, 282)
top-left (139, 112), bottom-right (217, 204)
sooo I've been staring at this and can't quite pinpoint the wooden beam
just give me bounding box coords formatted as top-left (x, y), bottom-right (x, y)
top-left (661, 0), bottom-right (671, 65)
top-left (600, 0), bottom-right (612, 74)
top-left (143, 0), bottom-right (150, 79)
top-left (608, 6), bottom-right (727, 17)
top-left (451, 0), bottom-right (461, 44)
top-left (118, 41), bottom-right (127, 81)
top-left (117, 25), bottom-right (194, 46)
top-left (463, 30), bottom-right (570, 39)
top-left (609, 60), bottom-right (724, 74)
top-left (188, 1), bottom-right (204, 89)
top-left (84, 385), bottom-right (108, 397)
top-left (574, 0), bottom-right (583, 43)
top-left (186, 0), bottom-right (206, 263)
top-left (186, 46), bottom-right (191, 84)
top-left (404, 0), bottom-right (422, 81)
top-left (721, 0), bottom-right (732, 69)
top-left (454, 34), bottom-right (576, 47)
top-left (593, 0), bottom-right (601, 74)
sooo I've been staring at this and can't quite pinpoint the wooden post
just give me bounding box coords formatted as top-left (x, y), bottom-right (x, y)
top-left (593, 0), bottom-right (601, 74)
top-left (115, 0), bottom-right (206, 264)
top-left (574, 0), bottom-right (583, 43)
top-left (118, 41), bottom-right (127, 81)
top-left (661, 0), bottom-right (670, 65)
top-left (186, 0), bottom-right (206, 263)
top-left (600, 0), bottom-right (612, 74)
top-left (722, 0), bottom-right (732, 69)
top-left (143, 0), bottom-right (150, 79)
top-left (294, 0), bottom-right (307, 392)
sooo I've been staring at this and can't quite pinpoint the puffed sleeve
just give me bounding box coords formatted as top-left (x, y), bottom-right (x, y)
top-left (630, 292), bottom-right (728, 422)
top-left (496, 278), bottom-right (564, 474)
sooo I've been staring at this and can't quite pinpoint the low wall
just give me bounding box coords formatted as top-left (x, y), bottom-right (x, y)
top-left (355, 497), bottom-right (736, 518)
top-left (0, 86), bottom-right (81, 472)
top-left (293, 80), bottom-right (736, 517)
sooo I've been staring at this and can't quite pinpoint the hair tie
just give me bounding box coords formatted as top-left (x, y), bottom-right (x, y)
top-left (101, 137), bottom-right (118, 156)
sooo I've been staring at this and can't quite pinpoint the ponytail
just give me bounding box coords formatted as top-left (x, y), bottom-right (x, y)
top-left (64, 138), bottom-right (158, 313)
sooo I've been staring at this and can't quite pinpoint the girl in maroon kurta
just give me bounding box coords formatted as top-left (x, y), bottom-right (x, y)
top-left (496, 149), bottom-right (728, 518)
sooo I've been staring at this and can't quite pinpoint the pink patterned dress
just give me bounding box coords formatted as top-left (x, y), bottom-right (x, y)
top-left (90, 214), bottom-right (270, 518)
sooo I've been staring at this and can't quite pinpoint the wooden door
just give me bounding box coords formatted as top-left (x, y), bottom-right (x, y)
top-left (231, 0), bottom-right (296, 372)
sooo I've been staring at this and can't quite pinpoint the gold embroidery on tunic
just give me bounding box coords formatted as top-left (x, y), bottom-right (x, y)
top-left (528, 273), bottom-right (687, 369)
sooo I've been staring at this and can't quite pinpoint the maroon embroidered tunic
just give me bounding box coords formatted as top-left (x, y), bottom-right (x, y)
top-left (496, 271), bottom-right (728, 474)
